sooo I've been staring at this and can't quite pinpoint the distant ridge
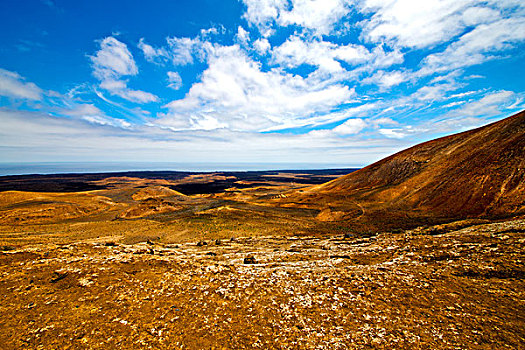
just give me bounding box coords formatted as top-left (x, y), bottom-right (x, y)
top-left (287, 110), bottom-right (525, 228)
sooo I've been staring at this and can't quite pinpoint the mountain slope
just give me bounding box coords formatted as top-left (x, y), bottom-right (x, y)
top-left (286, 110), bottom-right (525, 227)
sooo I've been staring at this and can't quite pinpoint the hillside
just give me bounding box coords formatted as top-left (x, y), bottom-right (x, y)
top-left (285, 110), bottom-right (525, 228)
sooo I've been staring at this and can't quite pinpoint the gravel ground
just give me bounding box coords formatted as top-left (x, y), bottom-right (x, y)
top-left (0, 219), bottom-right (524, 349)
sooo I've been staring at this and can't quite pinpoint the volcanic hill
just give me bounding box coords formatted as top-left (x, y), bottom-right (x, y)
top-left (284, 110), bottom-right (525, 229)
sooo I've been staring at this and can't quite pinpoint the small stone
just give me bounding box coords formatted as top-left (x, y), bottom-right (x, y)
top-left (244, 256), bottom-right (257, 264)
top-left (50, 272), bottom-right (68, 283)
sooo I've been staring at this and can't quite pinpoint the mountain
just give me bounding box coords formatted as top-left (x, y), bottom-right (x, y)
top-left (284, 110), bottom-right (525, 229)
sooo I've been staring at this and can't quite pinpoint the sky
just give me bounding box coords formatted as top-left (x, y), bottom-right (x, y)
top-left (0, 0), bottom-right (524, 169)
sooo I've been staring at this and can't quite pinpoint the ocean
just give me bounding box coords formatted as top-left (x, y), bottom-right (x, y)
top-left (0, 162), bottom-right (355, 176)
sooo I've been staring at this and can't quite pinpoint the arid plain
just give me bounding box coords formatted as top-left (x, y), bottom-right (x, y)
top-left (0, 111), bottom-right (524, 349)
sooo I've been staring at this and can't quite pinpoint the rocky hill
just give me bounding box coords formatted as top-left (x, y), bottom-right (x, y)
top-left (288, 110), bottom-right (525, 228)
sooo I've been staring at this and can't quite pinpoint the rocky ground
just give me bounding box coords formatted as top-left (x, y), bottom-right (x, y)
top-left (1, 219), bottom-right (524, 349)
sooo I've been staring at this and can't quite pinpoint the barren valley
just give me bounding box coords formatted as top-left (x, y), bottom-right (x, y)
top-left (0, 111), bottom-right (524, 349)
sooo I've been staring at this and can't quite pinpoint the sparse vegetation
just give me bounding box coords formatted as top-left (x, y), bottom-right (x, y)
top-left (0, 112), bottom-right (523, 349)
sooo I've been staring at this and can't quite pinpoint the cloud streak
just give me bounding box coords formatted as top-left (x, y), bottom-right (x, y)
top-left (0, 69), bottom-right (43, 100)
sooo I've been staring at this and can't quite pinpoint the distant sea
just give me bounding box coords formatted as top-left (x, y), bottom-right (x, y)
top-left (0, 162), bottom-right (357, 176)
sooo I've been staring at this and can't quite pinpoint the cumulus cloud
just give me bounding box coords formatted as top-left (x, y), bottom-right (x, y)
top-left (272, 36), bottom-right (370, 73)
top-left (90, 37), bottom-right (138, 80)
top-left (167, 71), bottom-right (183, 90)
top-left (241, 0), bottom-right (351, 36)
top-left (253, 38), bottom-right (271, 54)
top-left (90, 37), bottom-right (158, 103)
top-left (235, 26), bottom-right (250, 46)
top-left (138, 38), bottom-right (168, 64)
top-left (3, 0), bottom-right (523, 167)
top-left (166, 37), bottom-right (201, 65)
top-left (241, 0), bottom-right (287, 36)
top-left (277, 0), bottom-right (351, 35)
top-left (159, 44), bottom-right (355, 131)
top-left (333, 118), bottom-right (367, 134)
top-left (0, 68), bottom-right (43, 100)
top-left (138, 34), bottom-right (212, 68)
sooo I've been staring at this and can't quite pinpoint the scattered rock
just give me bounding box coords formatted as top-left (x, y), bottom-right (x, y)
top-left (286, 248), bottom-right (301, 253)
top-left (50, 272), bottom-right (68, 283)
top-left (330, 255), bottom-right (352, 259)
top-left (243, 256), bottom-right (257, 264)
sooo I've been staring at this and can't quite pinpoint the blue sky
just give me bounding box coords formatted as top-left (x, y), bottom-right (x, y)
top-left (0, 0), bottom-right (524, 168)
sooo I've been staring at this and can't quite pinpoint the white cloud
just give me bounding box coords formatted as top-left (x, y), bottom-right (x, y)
top-left (411, 82), bottom-right (460, 101)
top-left (200, 26), bottom-right (222, 38)
top-left (363, 70), bottom-right (408, 88)
top-left (0, 68), bottom-right (43, 100)
top-left (140, 35), bottom-right (211, 67)
top-left (253, 38), bottom-right (271, 55)
top-left (241, 0), bottom-right (351, 36)
top-left (98, 79), bottom-right (158, 103)
top-left (452, 90), bottom-right (516, 116)
top-left (0, 108), bottom-right (405, 166)
top-left (166, 37), bottom-right (201, 65)
top-left (59, 103), bottom-right (130, 129)
top-left (138, 38), bottom-right (168, 64)
top-left (111, 88), bottom-right (159, 104)
top-left (361, 0), bottom-right (491, 48)
top-left (278, 0), bottom-right (351, 35)
top-left (159, 44), bottom-right (355, 131)
top-left (449, 91), bottom-right (478, 99)
top-left (90, 37), bottom-right (158, 103)
top-left (374, 89), bottom-right (521, 140)
top-left (420, 17), bottom-right (525, 75)
top-left (81, 115), bottom-right (131, 128)
top-left (442, 101), bottom-right (466, 108)
top-left (236, 26), bottom-right (250, 46)
top-left (167, 71), bottom-right (183, 90)
top-left (379, 128), bottom-right (410, 139)
top-left (272, 36), bottom-right (371, 73)
top-left (90, 37), bottom-right (138, 80)
top-left (333, 118), bottom-right (367, 134)
top-left (61, 103), bottom-right (103, 117)
top-left (241, 0), bottom-right (287, 36)
top-left (371, 117), bottom-right (398, 127)
top-left (506, 97), bottom-right (523, 110)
